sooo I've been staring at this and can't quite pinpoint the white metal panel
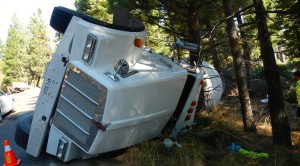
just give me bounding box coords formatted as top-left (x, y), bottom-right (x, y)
top-left (26, 17), bottom-right (80, 157)
top-left (47, 126), bottom-right (84, 162)
top-left (88, 114), bottom-right (171, 154)
top-left (170, 71), bottom-right (203, 137)
top-left (66, 50), bottom-right (187, 154)
top-left (69, 19), bottom-right (146, 68)
top-left (45, 15), bottom-right (188, 158)
top-left (69, 47), bottom-right (187, 123)
top-left (201, 61), bottom-right (223, 107)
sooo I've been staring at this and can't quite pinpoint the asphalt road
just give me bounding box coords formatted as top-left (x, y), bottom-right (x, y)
top-left (0, 88), bottom-right (122, 166)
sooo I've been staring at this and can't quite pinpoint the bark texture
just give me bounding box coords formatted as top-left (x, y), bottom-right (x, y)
top-left (253, 0), bottom-right (292, 147)
top-left (223, 0), bottom-right (256, 132)
top-left (188, 1), bottom-right (201, 66)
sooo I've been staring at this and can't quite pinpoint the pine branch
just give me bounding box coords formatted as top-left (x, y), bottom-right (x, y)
top-left (238, 21), bottom-right (256, 28)
top-left (201, 41), bottom-right (225, 53)
top-left (201, 4), bottom-right (254, 39)
top-left (242, 10), bottom-right (297, 16)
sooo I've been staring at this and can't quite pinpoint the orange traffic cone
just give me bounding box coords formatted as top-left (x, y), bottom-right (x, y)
top-left (3, 140), bottom-right (20, 166)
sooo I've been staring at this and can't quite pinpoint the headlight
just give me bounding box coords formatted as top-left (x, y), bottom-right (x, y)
top-left (56, 138), bottom-right (68, 160)
top-left (82, 34), bottom-right (97, 64)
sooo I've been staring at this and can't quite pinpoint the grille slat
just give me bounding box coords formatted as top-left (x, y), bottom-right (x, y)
top-left (57, 98), bottom-right (92, 134)
top-left (60, 95), bottom-right (92, 119)
top-left (67, 70), bottom-right (101, 102)
top-left (53, 65), bottom-right (107, 150)
top-left (55, 113), bottom-right (88, 143)
top-left (62, 84), bottom-right (98, 118)
top-left (65, 80), bottom-right (99, 105)
top-left (57, 110), bottom-right (90, 135)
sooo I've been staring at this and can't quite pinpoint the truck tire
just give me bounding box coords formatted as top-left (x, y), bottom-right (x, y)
top-left (50, 6), bottom-right (145, 34)
top-left (15, 113), bottom-right (33, 150)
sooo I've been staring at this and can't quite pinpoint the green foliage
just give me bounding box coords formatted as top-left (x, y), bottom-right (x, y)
top-left (144, 23), bottom-right (171, 56)
top-left (105, 0), bottom-right (230, 63)
top-left (0, 39), bottom-right (3, 58)
top-left (1, 14), bottom-right (28, 87)
top-left (1, 10), bottom-right (52, 88)
top-left (272, 0), bottom-right (300, 58)
top-left (0, 40), bottom-right (4, 87)
top-left (74, 0), bottom-right (299, 66)
top-left (251, 60), bottom-right (300, 81)
top-left (0, 59), bottom-right (4, 88)
top-left (75, 0), bottom-right (113, 22)
top-left (26, 9), bottom-right (52, 85)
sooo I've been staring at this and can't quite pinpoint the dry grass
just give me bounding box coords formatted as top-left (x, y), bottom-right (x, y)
top-left (114, 135), bottom-right (205, 166)
top-left (109, 96), bottom-right (300, 165)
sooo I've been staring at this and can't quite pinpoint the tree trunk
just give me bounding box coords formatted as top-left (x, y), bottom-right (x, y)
top-left (222, 0), bottom-right (256, 132)
top-left (188, 0), bottom-right (201, 66)
top-left (36, 76), bottom-right (41, 87)
top-left (253, 0), bottom-right (292, 147)
top-left (237, 13), bottom-right (252, 88)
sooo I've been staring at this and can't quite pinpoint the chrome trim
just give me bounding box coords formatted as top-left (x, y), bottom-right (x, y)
top-left (53, 63), bottom-right (108, 151)
top-left (64, 80), bottom-right (99, 105)
top-left (56, 138), bottom-right (68, 160)
top-left (114, 59), bottom-right (129, 76)
top-left (60, 95), bottom-right (93, 119)
top-left (104, 72), bottom-right (119, 82)
top-left (121, 70), bottom-right (139, 78)
top-left (82, 34), bottom-right (97, 64)
top-left (57, 108), bottom-right (90, 135)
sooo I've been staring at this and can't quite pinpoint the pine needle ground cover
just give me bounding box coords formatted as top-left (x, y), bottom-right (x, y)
top-left (106, 96), bottom-right (300, 166)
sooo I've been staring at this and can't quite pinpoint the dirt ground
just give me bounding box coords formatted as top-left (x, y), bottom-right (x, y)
top-left (192, 94), bottom-right (300, 165)
top-left (220, 94), bottom-right (300, 140)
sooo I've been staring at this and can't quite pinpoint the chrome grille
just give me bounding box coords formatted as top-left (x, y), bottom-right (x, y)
top-left (61, 84), bottom-right (97, 118)
top-left (57, 98), bottom-right (91, 133)
top-left (67, 70), bottom-right (101, 103)
top-left (55, 112), bottom-right (88, 143)
top-left (53, 64), bottom-right (107, 151)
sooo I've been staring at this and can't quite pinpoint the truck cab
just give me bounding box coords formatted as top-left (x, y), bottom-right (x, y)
top-left (15, 7), bottom-right (222, 162)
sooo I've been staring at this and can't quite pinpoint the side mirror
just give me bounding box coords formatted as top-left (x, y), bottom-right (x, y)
top-left (114, 59), bottom-right (129, 77)
top-left (106, 59), bottom-right (130, 82)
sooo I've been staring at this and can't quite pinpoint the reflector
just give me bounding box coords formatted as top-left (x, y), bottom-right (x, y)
top-left (185, 115), bottom-right (191, 121)
top-left (200, 80), bottom-right (205, 85)
top-left (187, 108), bottom-right (194, 113)
top-left (191, 101), bottom-right (197, 106)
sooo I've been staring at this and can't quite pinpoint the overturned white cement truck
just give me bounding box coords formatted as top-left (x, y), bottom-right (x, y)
top-left (15, 7), bottom-right (223, 162)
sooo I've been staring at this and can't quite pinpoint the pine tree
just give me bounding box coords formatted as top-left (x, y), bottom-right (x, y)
top-left (75, 0), bottom-right (112, 22)
top-left (26, 9), bottom-right (52, 86)
top-left (223, 0), bottom-right (256, 132)
top-left (0, 39), bottom-right (4, 87)
top-left (2, 14), bottom-right (27, 87)
top-left (0, 39), bottom-right (3, 58)
top-left (253, 0), bottom-right (292, 147)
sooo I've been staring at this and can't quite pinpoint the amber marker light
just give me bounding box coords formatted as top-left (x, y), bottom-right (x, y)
top-left (134, 38), bottom-right (143, 48)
